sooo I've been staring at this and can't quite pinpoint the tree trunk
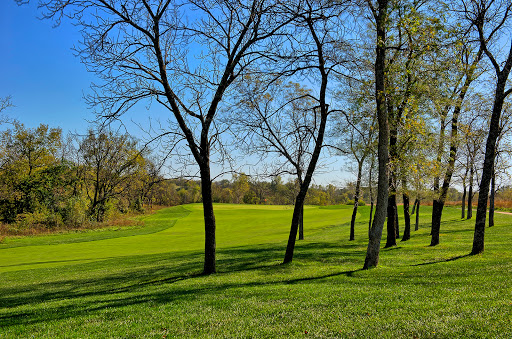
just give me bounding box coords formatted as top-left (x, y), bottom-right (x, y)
top-left (350, 161), bottom-right (364, 241)
top-left (200, 164), bottom-right (216, 275)
top-left (473, 77), bottom-right (509, 254)
top-left (298, 204), bottom-right (304, 240)
top-left (283, 38), bottom-right (330, 263)
top-left (363, 0), bottom-right (389, 270)
top-left (369, 200), bottom-right (374, 239)
top-left (461, 183), bottom-right (466, 219)
top-left (430, 199), bottom-right (443, 246)
top-left (489, 164), bottom-right (495, 227)
top-left (387, 99), bottom-right (399, 244)
top-left (368, 158), bottom-right (375, 239)
top-left (430, 73), bottom-right (470, 245)
top-left (467, 166), bottom-right (473, 219)
top-left (415, 199), bottom-right (420, 231)
top-left (385, 192), bottom-right (397, 247)
top-left (401, 188), bottom-right (411, 241)
top-left (430, 109), bottom-right (459, 246)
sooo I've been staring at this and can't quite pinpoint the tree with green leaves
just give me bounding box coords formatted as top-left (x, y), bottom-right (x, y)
top-left (79, 129), bottom-right (144, 222)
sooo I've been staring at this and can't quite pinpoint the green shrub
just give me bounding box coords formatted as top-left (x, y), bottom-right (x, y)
top-left (346, 199), bottom-right (366, 206)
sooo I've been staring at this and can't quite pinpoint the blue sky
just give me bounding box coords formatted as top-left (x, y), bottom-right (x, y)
top-left (1, 1), bottom-right (95, 132)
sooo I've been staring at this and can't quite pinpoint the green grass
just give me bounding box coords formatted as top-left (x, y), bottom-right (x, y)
top-left (1, 203), bottom-right (511, 338)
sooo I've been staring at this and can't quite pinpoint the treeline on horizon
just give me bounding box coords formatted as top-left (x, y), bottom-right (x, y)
top-left (0, 121), bottom-right (376, 233)
top-left (2, 120), bottom-right (512, 235)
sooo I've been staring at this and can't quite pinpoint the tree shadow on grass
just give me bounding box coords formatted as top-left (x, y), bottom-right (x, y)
top-left (0, 240), bottom-right (365, 329)
top-left (411, 253), bottom-right (472, 267)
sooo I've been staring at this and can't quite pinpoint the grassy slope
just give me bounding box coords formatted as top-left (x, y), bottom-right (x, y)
top-left (0, 204), bottom-right (511, 338)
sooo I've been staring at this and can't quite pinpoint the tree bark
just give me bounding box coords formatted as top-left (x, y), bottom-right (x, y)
top-left (363, 0), bottom-right (389, 270)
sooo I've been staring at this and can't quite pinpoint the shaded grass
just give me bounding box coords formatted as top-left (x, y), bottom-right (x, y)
top-left (0, 204), bottom-right (511, 338)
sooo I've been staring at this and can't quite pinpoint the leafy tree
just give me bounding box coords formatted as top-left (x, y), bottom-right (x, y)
top-left (0, 123), bottom-right (63, 222)
top-left (79, 129), bottom-right (144, 222)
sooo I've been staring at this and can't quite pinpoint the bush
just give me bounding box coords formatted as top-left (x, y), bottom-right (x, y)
top-left (346, 199), bottom-right (366, 206)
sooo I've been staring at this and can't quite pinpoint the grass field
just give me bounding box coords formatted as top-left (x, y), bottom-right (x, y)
top-left (0, 203), bottom-right (511, 338)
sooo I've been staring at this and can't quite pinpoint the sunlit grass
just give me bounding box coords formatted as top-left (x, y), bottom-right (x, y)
top-left (1, 204), bottom-right (511, 338)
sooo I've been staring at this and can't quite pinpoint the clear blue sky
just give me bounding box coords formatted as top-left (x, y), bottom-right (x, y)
top-left (1, 1), bottom-right (95, 132)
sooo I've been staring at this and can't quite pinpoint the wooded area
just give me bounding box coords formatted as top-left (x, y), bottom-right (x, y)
top-left (6, 0), bottom-right (512, 274)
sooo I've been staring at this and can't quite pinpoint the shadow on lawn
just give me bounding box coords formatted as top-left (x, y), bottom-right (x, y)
top-left (0, 240), bottom-right (363, 328)
top-left (412, 253), bottom-right (472, 267)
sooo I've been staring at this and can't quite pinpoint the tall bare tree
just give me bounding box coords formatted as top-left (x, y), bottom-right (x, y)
top-left (26, 0), bottom-right (292, 274)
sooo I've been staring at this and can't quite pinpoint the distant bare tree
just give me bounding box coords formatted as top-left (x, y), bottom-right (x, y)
top-left (0, 96), bottom-right (13, 124)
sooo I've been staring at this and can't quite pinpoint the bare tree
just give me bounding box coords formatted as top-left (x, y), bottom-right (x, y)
top-left (236, 81), bottom-right (317, 240)
top-left (333, 100), bottom-right (376, 241)
top-left (0, 96), bottom-right (13, 125)
top-left (26, 0), bottom-right (292, 274)
top-left (236, 0), bottom-right (350, 263)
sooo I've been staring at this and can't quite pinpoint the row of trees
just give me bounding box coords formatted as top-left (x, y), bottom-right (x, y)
top-left (0, 122), bottom-right (162, 228)
top-left (17, 0), bottom-right (512, 274)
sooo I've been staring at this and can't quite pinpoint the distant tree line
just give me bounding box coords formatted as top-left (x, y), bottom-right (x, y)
top-left (0, 121), bottom-right (369, 231)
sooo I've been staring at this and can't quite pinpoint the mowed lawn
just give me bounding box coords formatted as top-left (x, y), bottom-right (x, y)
top-left (0, 204), bottom-right (511, 338)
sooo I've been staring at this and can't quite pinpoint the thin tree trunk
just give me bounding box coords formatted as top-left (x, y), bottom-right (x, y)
top-left (368, 158), bottom-right (375, 238)
top-left (461, 183), bottom-right (466, 219)
top-left (369, 200), bottom-right (374, 238)
top-left (411, 198), bottom-right (417, 215)
top-left (283, 27), bottom-right (330, 263)
top-left (402, 183), bottom-right (411, 241)
top-left (363, 0), bottom-right (389, 269)
top-left (489, 165), bottom-right (495, 227)
top-left (298, 204), bottom-right (304, 240)
top-left (467, 166), bottom-right (473, 219)
top-left (387, 102), bottom-right (399, 244)
top-left (350, 200), bottom-right (358, 241)
top-left (350, 161), bottom-right (364, 241)
top-left (431, 108), bottom-right (459, 246)
top-left (415, 199), bottom-right (420, 231)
